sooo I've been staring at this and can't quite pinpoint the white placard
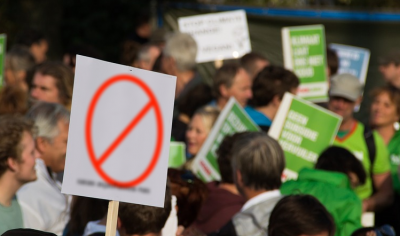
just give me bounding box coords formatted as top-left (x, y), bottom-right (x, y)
top-left (62, 55), bottom-right (176, 207)
top-left (178, 10), bottom-right (251, 63)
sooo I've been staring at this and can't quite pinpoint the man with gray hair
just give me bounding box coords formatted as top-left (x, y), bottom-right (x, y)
top-left (162, 33), bottom-right (202, 102)
top-left (133, 44), bottom-right (161, 71)
top-left (17, 102), bottom-right (70, 235)
top-left (213, 132), bottom-right (285, 236)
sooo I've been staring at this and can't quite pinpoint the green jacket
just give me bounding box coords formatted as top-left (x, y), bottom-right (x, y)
top-left (280, 168), bottom-right (362, 236)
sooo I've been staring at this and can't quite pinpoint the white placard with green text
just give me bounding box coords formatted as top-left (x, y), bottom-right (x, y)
top-left (269, 93), bottom-right (342, 180)
top-left (192, 98), bottom-right (259, 182)
top-left (282, 25), bottom-right (328, 102)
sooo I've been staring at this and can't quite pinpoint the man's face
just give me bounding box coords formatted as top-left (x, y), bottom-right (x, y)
top-left (379, 63), bottom-right (400, 84)
top-left (31, 72), bottom-right (61, 104)
top-left (328, 96), bottom-right (356, 121)
top-left (31, 40), bottom-right (48, 64)
top-left (15, 131), bottom-right (39, 184)
top-left (222, 68), bottom-right (253, 107)
top-left (40, 120), bottom-right (69, 173)
top-left (138, 46), bottom-right (161, 71)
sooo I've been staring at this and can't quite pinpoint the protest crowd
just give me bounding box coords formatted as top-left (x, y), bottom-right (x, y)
top-left (2, 8), bottom-right (400, 236)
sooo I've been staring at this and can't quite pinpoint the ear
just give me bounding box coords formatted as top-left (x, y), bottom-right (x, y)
top-left (219, 84), bottom-right (229, 98)
top-left (236, 169), bottom-right (243, 187)
top-left (117, 217), bottom-right (122, 230)
top-left (7, 157), bottom-right (18, 172)
top-left (36, 137), bottom-right (49, 154)
top-left (272, 95), bottom-right (281, 107)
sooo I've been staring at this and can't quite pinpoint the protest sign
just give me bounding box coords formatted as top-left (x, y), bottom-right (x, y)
top-left (269, 93), bottom-right (342, 180)
top-left (329, 43), bottom-right (370, 85)
top-left (0, 34), bottom-right (6, 86)
top-left (192, 98), bottom-right (259, 182)
top-left (178, 10), bottom-right (251, 63)
top-left (62, 55), bottom-right (176, 208)
top-left (169, 142), bottom-right (186, 168)
top-left (282, 25), bottom-right (328, 102)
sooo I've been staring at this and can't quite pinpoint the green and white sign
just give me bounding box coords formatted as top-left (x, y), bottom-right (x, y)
top-left (192, 97), bottom-right (260, 182)
top-left (169, 142), bottom-right (186, 168)
top-left (282, 25), bottom-right (328, 102)
top-left (0, 34), bottom-right (6, 87)
top-left (269, 93), bottom-right (342, 180)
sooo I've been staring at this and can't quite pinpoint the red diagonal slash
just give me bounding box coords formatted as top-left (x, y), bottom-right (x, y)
top-left (85, 74), bottom-right (163, 188)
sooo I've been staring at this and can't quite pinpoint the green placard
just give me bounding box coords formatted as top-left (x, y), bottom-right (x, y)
top-left (0, 34), bottom-right (6, 87)
top-left (269, 93), bottom-right (342, 180)
top-left (168, 142), bottom-right (186, 168)
top-left (282, 25), bottom-right (328, 102)
top-left (192, 98), bottom-right (260, 182)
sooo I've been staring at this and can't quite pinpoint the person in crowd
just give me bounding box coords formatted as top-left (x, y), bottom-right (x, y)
top-left (370, 86), bottom-right (400, 232)
top-left (379, 50), bottom-right (400, 89)
top-left (193, 133), bottom-right (245, 234)
top-left (4, 46), bottom-right (36, 92)
top-left (245, 65), bottom-right (299, 132)
top-left (240, 52), bottom-right (269, 80)
top-left (211, 63), bottom-right (252, 109)
top-left (14, 29), bottom-right (48, 64)
top-left (0, 116), bottom-right (38, 234)
top-left (281, 146), bottom-right (366, 236)
top-left (17, 102), bottom-right (71, 235)
top-left (63, 196), bottom-right (109, 236)
top-left (162, 33), bottom-right (201, 104)
top-left (172, 84), bottom-right (213, 142)
top-left (185, 106), bottom-right (220, 160)
top-left (268, 195), bottom-right (335, 236)
top-left (327, 47), bottom-right (339, 78)
top-left (30, 62), bottom-right (74, 110)
top-left (0, 86), bottom-right (29, 115)
top-left (212, 132), bottom-right (285, 236)
top-left (167, 168), bottom-right (208, 231)
top-left (133, 44), bottom-right (161, 71)
top-left (328, 73), bottom-right (392, 212)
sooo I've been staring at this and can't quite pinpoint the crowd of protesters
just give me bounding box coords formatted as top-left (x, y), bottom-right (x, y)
top-left (1, 11), bottom-right (400, 236)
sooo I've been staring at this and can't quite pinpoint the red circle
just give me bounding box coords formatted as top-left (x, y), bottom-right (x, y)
top-left (85, 74), bottom-right (163, 188)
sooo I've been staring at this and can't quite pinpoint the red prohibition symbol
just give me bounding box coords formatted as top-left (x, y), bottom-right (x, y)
top-left (85, 74), bottom-right (163, 188)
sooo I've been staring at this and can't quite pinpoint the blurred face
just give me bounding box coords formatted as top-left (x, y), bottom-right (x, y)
top-left (31, 39), bottom-right (48, 64)
top-left (328, 96), bottom-right (355, 122)
top-left (186, 114), bottom-right (210, 156)
top-left (370, 92), bottom-right (399, 128)
top-left (253, 59), bottom-right (269, 78)
top-left (137, 46), bottom-right (161, 71)
top-left (222, 68), bottom-right (253, 107)
top-left (39, 120), bottom-right (69, 173)
top-left (15, 132), bottom-right (38, 184)
top-left (4, 69), bottom-right (29, 92)
top-left (31, 72), bottom-right (61, 104)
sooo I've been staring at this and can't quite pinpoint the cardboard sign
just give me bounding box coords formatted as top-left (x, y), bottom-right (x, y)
top-left (269, 93), bottom-right (342, 180)
top-left (169, 142), bottom-right (186, 168)
top-left (62, 55), bottom-right (176, 207)
top-left (0, 35), bottom-right (6, 86)
top-left (192, 98), bottom-right (259, 182)
top-left (329, 43), bottom-right (370, 85)
top-left (178, 10), bottom-right (251, 63)
top-left (282, 25), bottom-right (328, 102)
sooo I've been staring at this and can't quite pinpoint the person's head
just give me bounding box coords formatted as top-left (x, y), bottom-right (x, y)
top-left (0, 115), bottom-right (38, 185)
top-left (26, 102), bottom-right (70, 173)
top-left (379, 50), bottom-right (400, 88)
top-left (177, 84), bottom-right (213, 120)
top-left (370, 86), bottom-right (400, 129)
top-left (134, 44), bottom-right (161, 71)
top-left (134, 12), bottom-right (152, 39)
top-left (168, 168), bottom-right (208, 228)
top-left (268, 195), bottom-right (335, 236)
top-left (217, 132), bottom-right (245, 184)
top-left (248, 65), bottom-right (299, 118)
top-left (328, 73), bottom-right (363, 122)
top-left (240, 52), bottom-right (269, 79)
top-left (186, 106), bottom-right (220, 156)
top-left (316, 146), bottom-right (367, 189)
top-left (30, 62), bottom-right (74, 110)
top-left (213, 63), bottom-right (252, 107)
top-left (327, 48), bottom-right (339, 78)
top-left (5, 46), bottom-right (35, 92)
top-left (118, 183), bottom-right (172, 236)
top-left (162, 33), bottom-right (197, 75)
top-left (14, 29), bottom-right (48, 64)
top-left (0, 86), bottom-right (29, 116)
top-left (232, 132), bottom-right (285, 198)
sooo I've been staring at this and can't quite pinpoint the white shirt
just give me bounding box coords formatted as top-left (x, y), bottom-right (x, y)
top-left (17, 159), bottom-right (71, 235)
top-left (241, 190), bottom-right (281, 212)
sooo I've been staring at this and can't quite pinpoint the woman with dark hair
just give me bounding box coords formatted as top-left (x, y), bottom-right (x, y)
top-left (268, 195), bottom-right (335, 236)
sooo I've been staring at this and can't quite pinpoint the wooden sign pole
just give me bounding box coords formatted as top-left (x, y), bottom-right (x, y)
top-left (105, 200), bottom-right (120, 236)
